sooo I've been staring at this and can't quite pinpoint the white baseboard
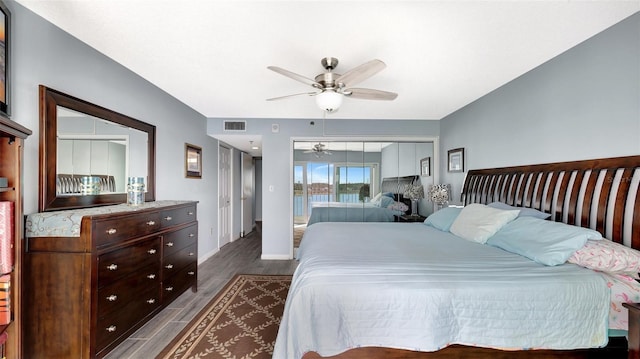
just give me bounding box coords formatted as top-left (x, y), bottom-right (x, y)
top-left (198, 247), bottom-right (220, 265)
top-left (261, 253), bottom-right (293, 260)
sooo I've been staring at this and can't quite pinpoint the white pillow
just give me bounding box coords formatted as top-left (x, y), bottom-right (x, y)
top-left (449, 203), bottom-right (520, 243)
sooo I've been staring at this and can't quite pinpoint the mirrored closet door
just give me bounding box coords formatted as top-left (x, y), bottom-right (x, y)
top-left (293, 140), bottom-right (434, 249)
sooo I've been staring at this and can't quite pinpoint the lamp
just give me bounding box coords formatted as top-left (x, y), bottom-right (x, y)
top-left (315, 90), bottom-right (343, 113)
top-left (403, 184), bottom-right (424, 217)
top-left (428, 184), bottom-right (451, 209)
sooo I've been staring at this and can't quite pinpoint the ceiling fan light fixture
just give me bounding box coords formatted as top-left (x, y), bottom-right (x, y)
top-left (315, 90), bottom-right (343, 113)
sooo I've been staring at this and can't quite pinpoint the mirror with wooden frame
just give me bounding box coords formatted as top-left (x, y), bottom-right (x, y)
top-left (39, 85), bottom-right (156, 211)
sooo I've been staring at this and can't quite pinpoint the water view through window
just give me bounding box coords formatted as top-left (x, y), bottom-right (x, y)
top-left (294, 162), bottom-right (373, 223)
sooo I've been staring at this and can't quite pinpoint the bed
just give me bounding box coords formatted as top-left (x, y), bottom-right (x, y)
top-left (275, 155), bottom-right (640, 359)
top-left (306, 175), bottom-right (416, 225)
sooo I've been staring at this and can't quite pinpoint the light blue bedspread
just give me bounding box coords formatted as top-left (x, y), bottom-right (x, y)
top-left (273, 222), bottom-right (609, 358)
top-left (306, 202), bottom-right (402, 226)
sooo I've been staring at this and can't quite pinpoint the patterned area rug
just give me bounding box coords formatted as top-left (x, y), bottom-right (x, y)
top-left (157, 274), bottom-right (291, 359)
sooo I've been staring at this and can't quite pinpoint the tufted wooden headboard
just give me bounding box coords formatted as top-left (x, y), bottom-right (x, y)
top-left (461, 155), bottom-right (640, 248)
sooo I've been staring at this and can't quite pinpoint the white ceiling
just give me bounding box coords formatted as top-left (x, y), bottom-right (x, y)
top-left (16, 1), bottom-right (640, 155)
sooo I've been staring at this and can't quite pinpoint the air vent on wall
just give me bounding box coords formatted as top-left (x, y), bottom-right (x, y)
top-left (224, 121), bottom-right (246, 131)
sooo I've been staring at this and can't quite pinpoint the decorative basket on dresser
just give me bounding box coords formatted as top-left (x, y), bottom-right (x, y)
top-left (23, 200), bottom-right (198, 358)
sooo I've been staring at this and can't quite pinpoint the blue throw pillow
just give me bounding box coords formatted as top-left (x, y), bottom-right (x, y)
top-left (487, 216), bottom-right (603, 266)
top-left (487, 202), bottom-right (551, 220)
top-left (423, 207), bottom-right (463, 232)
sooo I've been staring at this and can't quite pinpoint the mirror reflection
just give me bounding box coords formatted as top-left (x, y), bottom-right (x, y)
top-left (293, 140), bottom-right (434, 249)
top-left (56, 106), bottom-right (149, 196)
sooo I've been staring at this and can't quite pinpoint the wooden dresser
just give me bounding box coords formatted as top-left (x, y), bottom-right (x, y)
top-left (23, 200), bottom-right (198, 358)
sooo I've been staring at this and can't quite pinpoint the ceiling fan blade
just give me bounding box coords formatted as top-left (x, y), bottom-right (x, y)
top-left (266, 91), bottom-right (319, 101)
top-left (268, 66), bottom-right (323, 88)
top-left (335, 59), bottom-right (386, 88)
top-left (344, 88), bottom-right (398, 101)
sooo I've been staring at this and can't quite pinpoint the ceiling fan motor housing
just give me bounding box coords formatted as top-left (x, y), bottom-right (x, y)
top-left (315, 72), bottom-right (341, 89)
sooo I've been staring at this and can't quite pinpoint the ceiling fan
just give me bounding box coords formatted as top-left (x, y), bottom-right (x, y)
top-left (267, 57), bottom-right (398, 113)
top-left (304, 142), bottom-right (332, 157)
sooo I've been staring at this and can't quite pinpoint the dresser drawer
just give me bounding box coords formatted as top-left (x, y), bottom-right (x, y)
top-left (98, 237), bottom-right (161, 288)
top-left (163, 262), bottom-right (197, 303)
top-left (163, 244), bottom-right (197, 279)
top-left (96, 286), bottom-right (161, 352)
top-left (163, 223), bottom-right (197, 257)
top-left (97, 264), bottom-right (161, 317)
top-left (94, 212), bottom-right (162, 247)
top-left (160, 204), bottom-right (197, 229)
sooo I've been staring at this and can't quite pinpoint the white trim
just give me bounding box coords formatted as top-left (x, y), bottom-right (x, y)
top-left (261, 254), bottom-right (293, 260)
top-left (289, 143), bottom-right (295, 259)
top-left (198, 247), bottom-right (220, 265)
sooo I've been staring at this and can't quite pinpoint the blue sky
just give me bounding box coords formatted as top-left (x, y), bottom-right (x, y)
top-left (295, 163), bottom-right (371, 184)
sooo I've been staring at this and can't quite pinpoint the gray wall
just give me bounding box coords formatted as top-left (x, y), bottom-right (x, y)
top-left (440, 12), bottom-right (640, 202)
top-left (11, 3), bottom-right (221, 261)
top-left (255, 158), bottom-right (263, 221)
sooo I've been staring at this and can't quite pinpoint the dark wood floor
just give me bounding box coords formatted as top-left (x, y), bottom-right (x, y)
top-left (104, 223), bottom-right (298, 358)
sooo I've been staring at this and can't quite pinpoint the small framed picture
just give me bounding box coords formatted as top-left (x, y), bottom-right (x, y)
top-left (448, 148), bottom-right (464, 173)
top-left (420, 157), bottom-right (431, 176)
top-left (185, 143), bottom-right (202, 178)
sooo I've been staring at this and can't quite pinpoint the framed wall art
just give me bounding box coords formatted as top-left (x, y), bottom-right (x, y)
top-left (420, 157), bottom-right (431, 176)
top-left (447, 148), bottom-right (465, 173)
top-left (185, 143), bottom-right (202, 178)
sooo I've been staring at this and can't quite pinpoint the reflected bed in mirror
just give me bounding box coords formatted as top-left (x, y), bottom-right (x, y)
top-left (39, 85), bottom-right (156, 211)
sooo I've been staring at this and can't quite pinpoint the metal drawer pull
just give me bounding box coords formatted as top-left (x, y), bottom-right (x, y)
top-left (188, 271), bottom-right (195, 276)
top-left (166, 242), bottom-right (174, 247)
top-left (189, 233), bottom-right (195, 237)
top-left (107, 264), bottom-right (118, 271)
top-left (165, 264), bottom-right (174, 269)
top-left (146, 220), bottom-right (156, 226)
top-left (164, 216), bottom-right (173, 221)
top-left (148, 249), bottom-right (157, 255)
top-left (147, 274), bottom-right (156, 279)
top-left (147, 298), bottom-right (156, 304)
top-left (188, 211), bottom-right (194, 215)
top-left (106, 325), bottom-right (117, 333)
top-left (165, 286), bottom-right (174, 292)
top-left (106, 228), bottom-right (117, 235)
top-left (106, 295), bottom-right (118, 302)
top-left (189, 252), bottom-right (195, 256)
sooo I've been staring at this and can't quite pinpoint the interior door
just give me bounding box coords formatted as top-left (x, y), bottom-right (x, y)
top-left (241, 152), bottom-right (254, 237)
top-left (219, 145), bottom-right (232, 247)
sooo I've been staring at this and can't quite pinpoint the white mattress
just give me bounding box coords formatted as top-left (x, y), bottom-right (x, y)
top-left (273, 222), bottom-right (610, 358)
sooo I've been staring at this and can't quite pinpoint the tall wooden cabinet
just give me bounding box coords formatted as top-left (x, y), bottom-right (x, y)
top-left (0, 116), bottom-right (32, 358)
top-left (23, 200), bottom-right (198, 358)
